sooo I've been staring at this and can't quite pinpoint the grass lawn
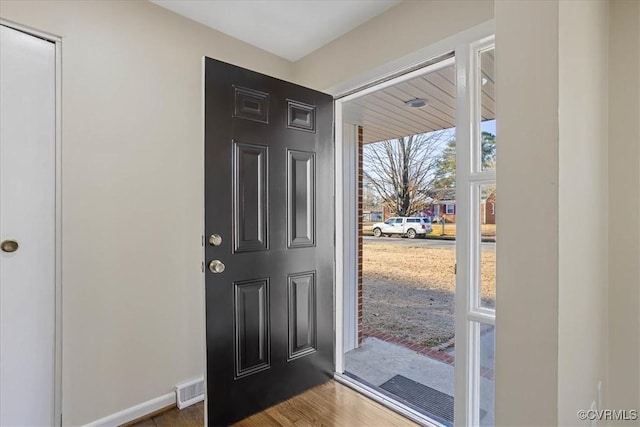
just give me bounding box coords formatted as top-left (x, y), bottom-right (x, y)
top-left (361, 242), bottom-right (495, 347)
top-left (428, 223), bottom-right (496, 238)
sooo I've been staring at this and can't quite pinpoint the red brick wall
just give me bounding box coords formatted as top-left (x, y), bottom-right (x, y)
top-left (383, 205), bottom-right (392, 221)
top-left (485, 192), bottom-right (496, 224)
top-left (357, 126), bottom-right (364, 344)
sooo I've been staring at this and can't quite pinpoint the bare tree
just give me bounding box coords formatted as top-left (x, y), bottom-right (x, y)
top-left (363, 132), bottom-right (449, 217)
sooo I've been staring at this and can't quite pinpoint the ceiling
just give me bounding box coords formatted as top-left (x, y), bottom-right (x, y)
top-left (149, 0), bottom-right (494, 144)
top-left (150, 0), bottom-right (400, 61)
top-left (344, 50), bottom-right (495, 144)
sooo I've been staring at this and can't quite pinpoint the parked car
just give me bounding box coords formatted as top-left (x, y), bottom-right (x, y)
top-left (372, 217), bottom-right (433, 239)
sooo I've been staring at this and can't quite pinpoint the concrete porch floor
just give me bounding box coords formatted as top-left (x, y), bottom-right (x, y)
top-left (345, 337), bottom-right (495, 426)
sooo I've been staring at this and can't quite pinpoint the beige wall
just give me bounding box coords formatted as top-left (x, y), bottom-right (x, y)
top-left (558, 1), bottom-right (609, 425)
top-left (494, 1), bottom-right (560, 425)
top-left (2, 0), bottom-right (639, 425)
top-left (609, 0), bottom-right (640, 420)
top-left (0, 1), bottom-right (497, 424)
top-left (0, 1), bottom-right (291, 425)
top-left (291, 0), bottom-right (493, 91)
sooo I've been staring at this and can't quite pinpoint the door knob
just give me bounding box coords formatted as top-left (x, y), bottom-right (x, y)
top-left (208, 260), bottom-right (225, 273)
top-left (1, 240), bottom-right (19, 253)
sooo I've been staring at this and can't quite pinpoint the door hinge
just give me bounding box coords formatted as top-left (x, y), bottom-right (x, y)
top-left (454, 263), bottom-right (457, 274)
top-left (201, 235), bottom-right (205, 247)
top-left (201, 261), bottom-right (205, 273)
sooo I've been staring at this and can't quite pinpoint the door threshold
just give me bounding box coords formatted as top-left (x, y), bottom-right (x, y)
top-left (333, 372), bottom-right (446, 427)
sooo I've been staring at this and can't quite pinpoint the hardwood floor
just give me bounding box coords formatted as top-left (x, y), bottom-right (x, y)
top-left (128, 380), bottom-right (417, 426)
top-left (127, 401), bottom-right (204, 427)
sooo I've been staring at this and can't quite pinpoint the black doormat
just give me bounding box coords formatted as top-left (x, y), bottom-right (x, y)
top-left (378, 375), bottom-right (487, 425)
top-left (379, 375), bottom-right (455, 424)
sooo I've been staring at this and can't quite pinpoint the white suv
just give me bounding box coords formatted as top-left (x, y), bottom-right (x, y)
top-left (372, 217), bottom-right (433, 239)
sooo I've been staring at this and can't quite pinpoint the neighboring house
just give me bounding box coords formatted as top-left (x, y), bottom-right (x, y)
top-left (362, 188), bottom-right (496, 225)
top-left (435, 200), bottom-right (457, 223)
top-left (483, 191), bottom-right (496, 225)
top-left (431, 190), bottom-right (496, 224)
top-left (362, 210), bottom-right (383, 223)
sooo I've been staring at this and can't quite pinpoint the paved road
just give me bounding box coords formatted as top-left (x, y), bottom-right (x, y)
top-left (363, 235), bottom-right (496, 252)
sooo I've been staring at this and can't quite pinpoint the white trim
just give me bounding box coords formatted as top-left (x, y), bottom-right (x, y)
top-left (337, 56), bottom-right (455, 103)
top-left (334, 374), bottom-right (445, 427)
top-left (81, 393), bottom-right (176, 427)
top-left (334, 102), bottom-right (345, 373)
top-left (455, 35), bottom-right (497, 427)
top-left (453, 41), bottom-right (473, 427)
top-left (325, 21), bottom-right (495, 97)
top-left (469, 171), bottom-right (496, 183)
top-left (467, 322), bottom-right (481, 427)
top-left (468, 310), bottom-right (495, 326)
top-left (0, 18), bottom-right (63, 427)
top-left (200, 56), bottom-right (208, 426)
top-left (0, 18), bottom-right (61, 42)
top-left (54, 34), bottom-right (63, 427)
top-left (341, 123), bottom-right (359, 353)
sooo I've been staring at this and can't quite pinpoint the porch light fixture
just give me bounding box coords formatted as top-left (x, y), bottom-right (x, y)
top-left (404, 98), bottom-right (428, 108)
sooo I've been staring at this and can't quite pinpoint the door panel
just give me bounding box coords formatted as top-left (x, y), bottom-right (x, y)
top-left (287, 271), bottom-right (317, 360)
top-left (233, 142), bottom-right (268, 252)
top-left (287, 150), bottom-right (315, 248)
top-left (234, 278), bottom-right (270, 378)
top-left (205, 58), bottom-right (334, 426)
top-left (0, 25), bottom-right (56, 426)
top-left (233, 86), bottom-right (269, 123)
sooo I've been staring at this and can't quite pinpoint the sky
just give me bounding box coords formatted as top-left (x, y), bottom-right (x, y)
top-left (425, 119), bottom-right (496, 141)
top-left (481, 119), bottom-right (496, 135)
top-left (423, 118), bottom-right (496, 145)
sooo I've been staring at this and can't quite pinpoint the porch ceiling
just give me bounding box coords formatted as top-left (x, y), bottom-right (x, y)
top-left (343, 53), bottom-right (495, 144)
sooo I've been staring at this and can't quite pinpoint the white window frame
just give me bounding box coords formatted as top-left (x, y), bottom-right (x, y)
top-left (455, 36), bottom-right (496, 427)
top-left (446, 203), bottom-right (456, 215)
top-left (334, 21), bottom-right (495, 427)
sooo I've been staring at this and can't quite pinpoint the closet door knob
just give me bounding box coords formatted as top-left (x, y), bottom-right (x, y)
top-left (1, 240), bottom-right (19, 253)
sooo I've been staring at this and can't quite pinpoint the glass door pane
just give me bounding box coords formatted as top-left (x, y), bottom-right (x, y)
top-left (478, 184), bottom-right (496, 310)
top-left (479, 47), bottom-right (496, 172)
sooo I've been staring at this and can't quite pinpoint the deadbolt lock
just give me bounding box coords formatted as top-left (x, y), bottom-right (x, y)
top-left (208, 260), bottom-right (225, 274)
top-left (208, 234), bottom-right (223, 246)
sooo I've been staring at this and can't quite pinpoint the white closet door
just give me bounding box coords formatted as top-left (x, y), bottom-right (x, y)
top-left (0, 24), bottom-right (56, 427)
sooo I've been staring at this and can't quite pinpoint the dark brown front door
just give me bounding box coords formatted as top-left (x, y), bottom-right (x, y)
top-left (204, 58), bottom-right (334, 426)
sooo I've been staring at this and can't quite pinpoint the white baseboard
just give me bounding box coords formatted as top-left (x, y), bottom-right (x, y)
top-left (82, 392), bottom-right (176, 427)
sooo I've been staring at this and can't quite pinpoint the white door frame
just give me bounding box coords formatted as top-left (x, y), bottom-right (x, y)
top-left (1, 19), bottom-right (62, 427)
top-left (333, 20), bottom-right (494, 427)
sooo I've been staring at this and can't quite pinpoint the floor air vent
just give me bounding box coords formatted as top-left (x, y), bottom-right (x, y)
top-left (175, 377), bottom-right (205, 409)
